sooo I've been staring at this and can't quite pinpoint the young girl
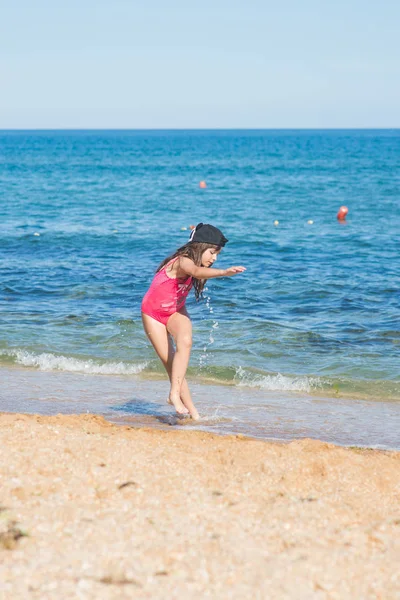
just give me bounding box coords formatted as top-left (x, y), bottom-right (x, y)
top-left (141, 223), bottom-right (246, 420)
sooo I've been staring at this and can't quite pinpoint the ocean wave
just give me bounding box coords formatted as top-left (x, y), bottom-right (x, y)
top-left (1, 348), bottom-right (399, 401)
top-left (0, 349), bottom-right (148, 376)
top-left (234, 366), bottom-right (322, 392)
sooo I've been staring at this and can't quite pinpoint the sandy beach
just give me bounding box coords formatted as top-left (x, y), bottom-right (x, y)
top-left (0, 413), bottom-right (399, 599)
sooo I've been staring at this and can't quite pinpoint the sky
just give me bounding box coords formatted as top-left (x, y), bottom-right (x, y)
top-left (1, 0), bottom-right (399, 128)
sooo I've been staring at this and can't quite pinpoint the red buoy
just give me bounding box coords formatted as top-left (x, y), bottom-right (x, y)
top-left (337, 206), bottom-right (349, 221)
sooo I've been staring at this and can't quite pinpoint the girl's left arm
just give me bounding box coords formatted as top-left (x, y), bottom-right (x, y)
top-left (179, 257), bottom-right (246, 279)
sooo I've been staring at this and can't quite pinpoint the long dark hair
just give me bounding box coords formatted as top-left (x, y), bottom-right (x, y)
top-left (157, 242), bottom-right (220, 300)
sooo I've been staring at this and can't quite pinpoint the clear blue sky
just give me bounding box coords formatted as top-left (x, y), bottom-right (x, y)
top-left (1, 0), bottom-right (399, 128)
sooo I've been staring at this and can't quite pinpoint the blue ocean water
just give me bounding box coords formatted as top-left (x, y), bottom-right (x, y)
top-left (0, 130), bottom-right (399, 446)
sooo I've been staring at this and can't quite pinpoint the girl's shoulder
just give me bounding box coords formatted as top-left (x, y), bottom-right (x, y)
top-left (168, 256), bottom-right (193, 280)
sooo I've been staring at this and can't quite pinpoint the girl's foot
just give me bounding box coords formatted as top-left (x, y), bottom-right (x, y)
top-left (167, 393), bottom-right (189, 415)
top-left (190, 409), bottom-right (200, 421)
top-left (167, 397), bottom-right (199, 419)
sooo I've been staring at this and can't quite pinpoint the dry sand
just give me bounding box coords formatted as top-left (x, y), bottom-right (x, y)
top-left (0, 412), bottom-right (399, 600)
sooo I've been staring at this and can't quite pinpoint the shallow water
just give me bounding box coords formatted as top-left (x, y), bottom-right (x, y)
top-left (1, 367), bottom-right (398, 450)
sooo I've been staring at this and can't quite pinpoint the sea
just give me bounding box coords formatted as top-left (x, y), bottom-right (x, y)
top-left (1, 130), bottom-right (399, 449)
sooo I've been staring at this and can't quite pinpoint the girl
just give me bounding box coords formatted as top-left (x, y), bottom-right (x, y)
top-left (141, 223), bottom-right (246, 420)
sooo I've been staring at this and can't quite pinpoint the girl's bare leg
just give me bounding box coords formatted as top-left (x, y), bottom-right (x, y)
top-left (167, 311), bottom-right (199, 417)
top-left (142, 313), bottom-right (199, 418)
top-left (175, 378), bottom-right (199, 420)
top-left (142, 313), bottom-right (188, 415)
top-left (166, 307), bottom-right (199, 417)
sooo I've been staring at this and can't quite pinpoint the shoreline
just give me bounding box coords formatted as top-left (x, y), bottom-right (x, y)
top-left (1, 412), bottom-right (399, 598)
top-left (1, 409), bottom-right (398, 451)
top-left (2, 366), bottom-right (399, 451)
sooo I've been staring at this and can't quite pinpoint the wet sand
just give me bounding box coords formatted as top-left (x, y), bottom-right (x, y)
top-left (1, 412), bottom-right (399, 599)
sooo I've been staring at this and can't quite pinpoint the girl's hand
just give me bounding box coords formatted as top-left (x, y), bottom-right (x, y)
top-left (223, 266), bottom-right (246, 277)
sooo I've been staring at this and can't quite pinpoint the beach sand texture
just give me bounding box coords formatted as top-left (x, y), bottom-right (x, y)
top-left (1, 413), bottom-right (399, 599)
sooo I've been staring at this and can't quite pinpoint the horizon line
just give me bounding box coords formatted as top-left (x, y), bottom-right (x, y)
top-left (1, 127), bottom-right (399, 132)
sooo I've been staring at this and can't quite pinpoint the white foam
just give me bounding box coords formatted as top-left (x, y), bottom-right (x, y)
top-left (3, 349), bottom-right (148, 376)
top-left (234, 366), bottom-right (321, 393)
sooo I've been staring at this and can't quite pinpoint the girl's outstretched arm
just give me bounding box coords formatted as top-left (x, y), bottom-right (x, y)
top-left (179, 257), bottom-right (246, 279)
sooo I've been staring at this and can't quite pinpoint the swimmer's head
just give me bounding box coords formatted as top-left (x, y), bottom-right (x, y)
top-left (189, 223), bottom-right (228, 247)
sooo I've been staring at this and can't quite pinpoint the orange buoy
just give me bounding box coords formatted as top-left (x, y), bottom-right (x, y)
top-left (189, 224), bottom-right (196, 230)
top-left (199, 180), bottom-right (207, 189)
top-left (337, 206), bottom-right (349, 221)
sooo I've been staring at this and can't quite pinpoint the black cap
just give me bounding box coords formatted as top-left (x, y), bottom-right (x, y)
top-left (189, 223), bottom-right (228, 247)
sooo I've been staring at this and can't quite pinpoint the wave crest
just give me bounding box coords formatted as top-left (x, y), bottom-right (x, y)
top-left (1, 349), bottom-right (148, 376)
top-left (234, 366), bottom-right (321, 392)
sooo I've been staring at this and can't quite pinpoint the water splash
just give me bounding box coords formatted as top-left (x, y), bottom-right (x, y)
top-left (198, 287), bottom-right (219, 369)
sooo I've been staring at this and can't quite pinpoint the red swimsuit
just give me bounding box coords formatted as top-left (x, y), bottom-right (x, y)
top-left (141, 259), bottom-right (193, 326)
